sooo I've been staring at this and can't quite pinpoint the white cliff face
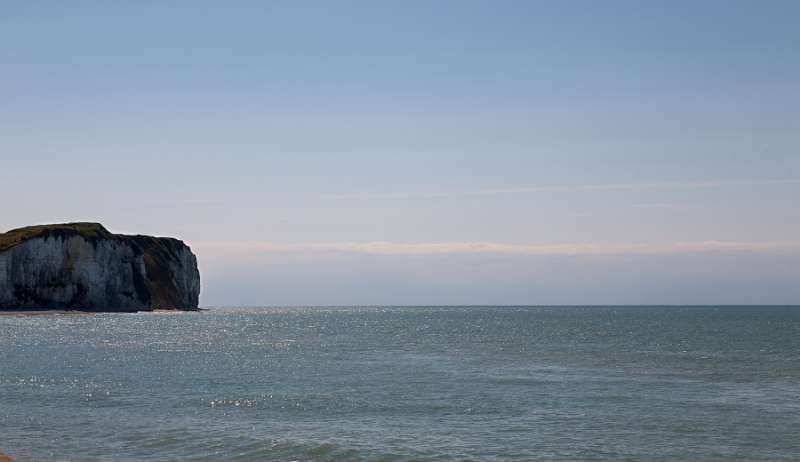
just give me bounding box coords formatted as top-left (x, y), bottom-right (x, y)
top-left (0, 253), bottom-right (9, 302)
top-left (171, 246), bottom-right (202, 307)
top-left (0, 228), bottom-right (200, 311)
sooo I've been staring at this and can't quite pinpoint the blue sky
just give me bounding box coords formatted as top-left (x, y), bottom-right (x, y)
top-left (2, 1), bottom-right (798, 305)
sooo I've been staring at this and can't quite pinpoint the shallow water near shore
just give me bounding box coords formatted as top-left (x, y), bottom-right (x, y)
top-left (1, 306), bottom-right (799, 461)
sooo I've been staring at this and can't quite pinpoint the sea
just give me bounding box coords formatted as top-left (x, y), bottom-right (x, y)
top-left (1, 306), bottom-right (799, 461)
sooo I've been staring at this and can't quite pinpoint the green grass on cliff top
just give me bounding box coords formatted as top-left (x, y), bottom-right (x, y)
top-left (0, 223), bottom-right (112, 252)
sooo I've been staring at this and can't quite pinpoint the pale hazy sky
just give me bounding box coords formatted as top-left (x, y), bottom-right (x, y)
top-left (2, 1), bottom-right (798, 305)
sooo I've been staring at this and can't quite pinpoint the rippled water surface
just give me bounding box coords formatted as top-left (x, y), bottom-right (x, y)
top-left (2, 306), bottom-right (800, 461)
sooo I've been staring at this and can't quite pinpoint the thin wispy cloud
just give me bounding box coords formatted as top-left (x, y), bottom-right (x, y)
top-left (314, 178), bottom-right (800, 201)
top-left (158, 178), bottom-right (800, 207)
top-left (194, 240), bottom-right (800, 257)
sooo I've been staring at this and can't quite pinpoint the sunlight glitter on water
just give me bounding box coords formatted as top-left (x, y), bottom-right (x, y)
top-left (1, 306), bottom-right (800, 461)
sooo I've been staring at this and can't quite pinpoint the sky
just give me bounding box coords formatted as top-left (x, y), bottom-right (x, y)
top-left (1, 1), bottom-right (798, 305)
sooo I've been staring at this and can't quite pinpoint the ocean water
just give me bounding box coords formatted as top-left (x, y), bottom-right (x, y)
top-left (1, 306), bottom-right (799, 461)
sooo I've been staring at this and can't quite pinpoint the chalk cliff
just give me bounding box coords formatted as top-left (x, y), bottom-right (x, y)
top-left (0, 223), bottom-right (200, 311)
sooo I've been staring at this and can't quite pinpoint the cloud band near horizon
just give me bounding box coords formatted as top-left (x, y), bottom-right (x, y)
top-left (192, 240), bottom-right (800, 257)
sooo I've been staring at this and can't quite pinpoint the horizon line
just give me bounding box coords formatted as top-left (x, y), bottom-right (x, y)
top-left (198, 304), bottom-right (800, 308)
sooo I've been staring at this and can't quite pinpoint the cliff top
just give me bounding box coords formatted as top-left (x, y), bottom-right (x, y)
top-left (0, 222), bottom-right (190, 252)
top-left (0, 222), bottom-right (191, 252)
top-left (0, 223), bottom-right (115, 252)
